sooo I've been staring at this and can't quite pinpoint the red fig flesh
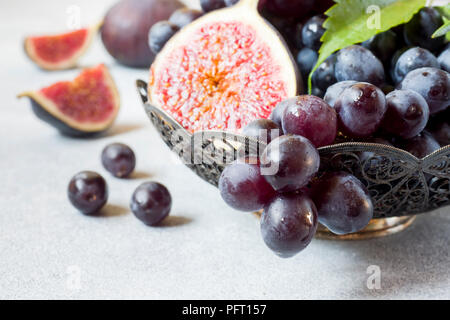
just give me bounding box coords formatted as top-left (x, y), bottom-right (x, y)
top-left (148, 0), bottom-right (300, 132)
top-left (24, 25), bottom-right (98, 70)
top-left (18, 64), bottom-right (120, 137)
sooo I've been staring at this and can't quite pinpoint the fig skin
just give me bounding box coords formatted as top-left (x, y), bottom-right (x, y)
top-left (29, 100), bottom-right (103, 137)
top-left (101, 0), bottom-right (183, 68)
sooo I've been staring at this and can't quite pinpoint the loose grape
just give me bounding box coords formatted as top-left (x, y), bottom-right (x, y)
top-left (380, 89), bottom-right (429, 139)
top-left (169, 8), bottom-right (203, 29)
top-left (68, 171), bottom-right (108, 215)
top-left (335, 45), bottom-right (385, 86)
top-left (362, 30), bottom-right (398, 65)
top-left (269, 99), bottom-right (289, 128)
top-left (261, 135), bottom-right (320, 192)
top-left (101, 143), bottom-right (136, 178)
top-left (438, 45), bottom-right (450, 73)
top-left (242, 119), bottom-right (282, 144)
top-left (401, 131), bottom-right (441, 158)
top-left (393, 47), bottom-right (439, 84)
top-left (334, 82), bottom-right (387, 138)
top-left (399, 67), bottom-right (450, 114)
top-left (403, 8), bottom-right (445, 53)
top-left (323, 80), bottom-right (357, 108)
top-left (261, 193), bottom-right (318, 258)
top-left (311, 172), bottom-right (373, 235)
top-left (200, 0), bottom-right (226, 12)
top-left (296, 48), bottom-right (318, 82)
top-left (301, 15), bottom-right (326, 51)
top-left (219, 158), bottom-right (276, 212)
top-left (312, 54), bottom-right (337, 91)
top-left (281, 95), bottom-right (337, 147)
top-left (148, 21), bottom-right (179, 54)
top-left (130, 182), bottom-right (172, 226)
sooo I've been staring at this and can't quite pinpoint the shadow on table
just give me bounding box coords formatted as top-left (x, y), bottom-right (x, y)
top-left (104, 123), bottom-right (144, 137)
top-left (129, 171), bottom-right (152, 180)
top-left (317, 211), bottom-right (450, 298)
top-left (98, 204), bottom-right (129, 218)
top-left (158, 215), bottom-right (193, 227)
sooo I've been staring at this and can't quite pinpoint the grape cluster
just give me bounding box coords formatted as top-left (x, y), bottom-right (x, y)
top-left (219, 95), bottom-right (374, 258)
top-left (218, 7), bottom-right (449, 258)
top-left (316, 7), bottom-right (450, 153)
top-left (265, 7), bottom-right (448, 101)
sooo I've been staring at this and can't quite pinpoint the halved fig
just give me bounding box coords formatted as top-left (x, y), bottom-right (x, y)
top-left (24, 24), bottom-right (99, 70)
top-left (148, 0), bottom-right (300, 133)
top-left (18, 64), bottom-right (120, 137)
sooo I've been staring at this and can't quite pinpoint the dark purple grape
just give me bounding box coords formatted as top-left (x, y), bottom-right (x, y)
top-left (264, 15), bottom-right (301, 49)
top-left (101, 143), bottom-right (136, 178)
top-left (301, 15), bottom-right (326, 51)
top-left (380, 89), bottom-right (429, 139)
top-left (390, 46), bottom-right (413, 81)
top-left (130, 182), bottom-right (172, 226)
top-left (262, 0), bottom-right (315, 19)
top-left (148, 21), bottom-right (179, 54)
top-left (362, 30), bottom-right (398, 65)
top-left (311, 86), bottom-right (324, 98)
top-left (429, 121), bottom-right (450, 147)
top-left (311, 172), bottom-right (373, 235)
top-left (399, 67), bottom-right (450, 114)
top-left (393, 47), bottom-right (439, 84)
top-left (261, 135), bottom-right (320, 192)
top-left (334, 82), bottom-right (387, 138)
top-left (242, 119), bottom-right (281, 144)
top-left (281, 95), bottom-right (337, 147)
top-left (261, 193), bottom-right (318, 258)
top-left (438, 44), bottom-right (450, 73)
top-left (401, 131), bottom-right (441, 158)
top-left (219, 158), bottom-right (276, 212)
top-left (286, 22), bottom-right (303, 50)
top-left (312, 54), bottom-right (337, 91)
top-left (224, 0), bottom-right (239, 6)
top-left (323, 80), bottom-right (357, 108)
top-left (269, 99), bottom-right (289, 128)
top-left (335, 45), bottom-right (385, 86)
top-left (168, 8), bottom-right (203, 29)
top-left (296, 48), bottom-right (318, 82)
top-left (403, 8), bottom-right (445, 53)
top-left (68, 171), bottom-right (108, 215)
top-left (200, 0), bottom-right (226, 12)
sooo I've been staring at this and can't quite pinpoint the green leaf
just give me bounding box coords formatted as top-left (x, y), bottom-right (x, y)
top-left (434, 5), bottom-right (450, 41)
top-left (432, 17), bottom-right (450, 39)
top-left (307, 0), bottom-right (426, 93)
top-left (435, 4), bottom-right (450, 19)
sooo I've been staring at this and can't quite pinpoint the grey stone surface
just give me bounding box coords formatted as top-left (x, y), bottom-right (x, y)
top-left (0, 0), bottom-right (449, 300)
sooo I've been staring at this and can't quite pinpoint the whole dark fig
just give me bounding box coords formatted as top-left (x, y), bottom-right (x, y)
top-left (101, 0), bottom-right (183, 68)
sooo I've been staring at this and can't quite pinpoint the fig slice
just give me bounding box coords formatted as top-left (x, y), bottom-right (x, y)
top-left (148, 0), bottom-right (300, 133)
top-left (24, 24), bottom-right (100, 70)
top-left (18, 64), bottom-right (120, 137)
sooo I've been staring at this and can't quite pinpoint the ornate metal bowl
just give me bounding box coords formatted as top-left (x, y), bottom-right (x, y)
top-left (137, 80), bottom-right (450, 220)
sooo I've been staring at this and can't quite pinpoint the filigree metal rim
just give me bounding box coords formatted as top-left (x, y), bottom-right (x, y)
top-left (136, 79), bottom-right (450, 219)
